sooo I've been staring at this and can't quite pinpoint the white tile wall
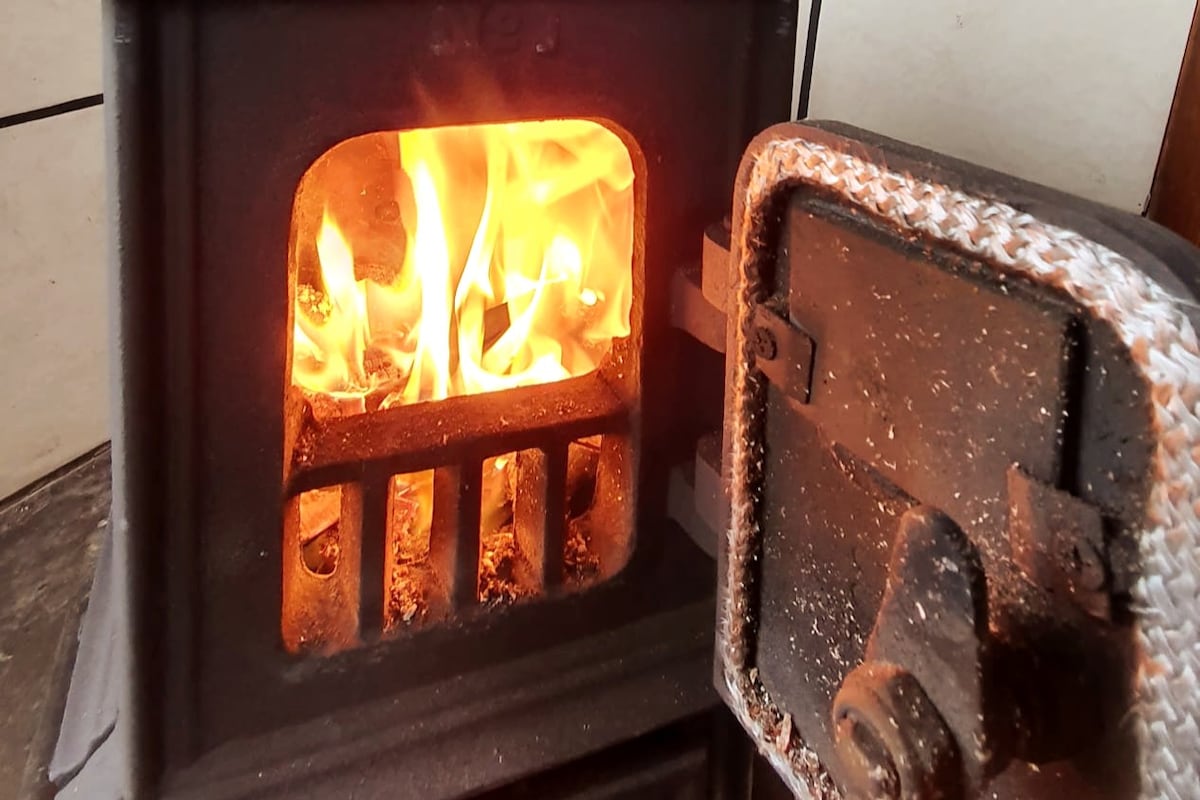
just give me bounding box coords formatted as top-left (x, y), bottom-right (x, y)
top-left (803, 0), bottom-right (1196, 212)
top-left (0, 0), bottom-right (103, 117)
top-left (0, 107), bottom-right (108, 499)
top-left (0, 2), bottom-right (1192, 500)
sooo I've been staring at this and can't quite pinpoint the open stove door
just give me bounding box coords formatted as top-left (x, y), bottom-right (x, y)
top-left (677, 122), bottom-right (1200, 800)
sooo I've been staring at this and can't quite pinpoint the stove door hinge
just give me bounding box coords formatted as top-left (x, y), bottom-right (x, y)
top-left (668, 221), bottom-right (816, 555)
top-left (669, 220), bottom-right (734, 354)
top-left (671, 220), bottom-right (817, 402)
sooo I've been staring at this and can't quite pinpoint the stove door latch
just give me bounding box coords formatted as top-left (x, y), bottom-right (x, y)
top-left (832, 472), bottom-right (1127, 800)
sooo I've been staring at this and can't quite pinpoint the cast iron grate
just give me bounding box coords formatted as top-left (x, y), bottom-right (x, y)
top-left (282, 373), bottom-right (633, 653)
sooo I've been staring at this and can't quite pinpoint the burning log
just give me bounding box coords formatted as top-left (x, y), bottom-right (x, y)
top-left (298, 486), bottom-right (342, 575)
top-left (293, 132), bottom-right (408, 289)
top-left (304, 390), bottom-right (366, 421)
top-left (483, 303), bottom-right (511, 353)
top-left (299, 486), bottom-right (341, 545)
top-left (289, 121), bottom-right (633, 412)
top-left (302, 530), bottom-right (340, 576)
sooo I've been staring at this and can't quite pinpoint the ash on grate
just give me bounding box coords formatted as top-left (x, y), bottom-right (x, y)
top-left (388, 562), bottom-right (435, 627)
top-left (564, 516), bottom-right (600, 583)
top-left (378, 438), bottom-right (607, 630)
top-left (385, 473), bottom-right (437, 629)
top-left (478, 527), bottom-right (534, 606)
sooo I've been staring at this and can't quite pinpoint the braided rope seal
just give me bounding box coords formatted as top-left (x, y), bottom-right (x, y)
top-left (721, 137), bottom-right (1200, 800)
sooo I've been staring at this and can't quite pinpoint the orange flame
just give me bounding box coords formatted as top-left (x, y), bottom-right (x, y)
top-left (291, 120), bottom-right (634, 408)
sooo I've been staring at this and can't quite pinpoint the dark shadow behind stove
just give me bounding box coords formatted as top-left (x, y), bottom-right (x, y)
top-left (51, 2), bottom-right (798, 798)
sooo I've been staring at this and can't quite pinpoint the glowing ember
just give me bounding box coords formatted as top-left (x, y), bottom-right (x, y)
top-left (387, 472), bottom-right (436, 628)
top-left (376, 439), bottom-right (604, 628)
top-left (291, 120), bottom-right (634, 410)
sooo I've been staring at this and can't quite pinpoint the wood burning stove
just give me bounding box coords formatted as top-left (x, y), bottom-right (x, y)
top-left (54, 2), bottom-right (796, 798)
top-left (52, 2), bottom-right (1200, 799)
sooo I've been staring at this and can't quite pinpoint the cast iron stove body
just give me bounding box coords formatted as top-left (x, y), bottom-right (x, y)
top-left (57, 1), bottom-right (798, 798)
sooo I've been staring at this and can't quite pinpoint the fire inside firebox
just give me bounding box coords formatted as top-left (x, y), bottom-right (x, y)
top-left (282, 120), bottom-right (636, 653)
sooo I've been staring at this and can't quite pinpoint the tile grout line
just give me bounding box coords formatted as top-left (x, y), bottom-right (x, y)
top-left (0, 94), bottom-right (104, 132)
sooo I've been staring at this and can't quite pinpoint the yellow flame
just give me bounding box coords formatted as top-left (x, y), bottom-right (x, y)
top-left (291, 120), bottom-right (634, 408)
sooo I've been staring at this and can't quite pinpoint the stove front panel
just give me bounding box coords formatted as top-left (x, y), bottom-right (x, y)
top-left (114, 0), bottom-right (797, 782)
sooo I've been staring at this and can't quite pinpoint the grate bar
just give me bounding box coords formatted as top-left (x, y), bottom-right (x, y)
top-left (288, 374), bottom-right (627, 495)
top-left (356, 469), bottom-right (391, 641)
top-left (431, 462), bottom-right (483, 610)
top-left (514, 445), bottom-right (569, 591)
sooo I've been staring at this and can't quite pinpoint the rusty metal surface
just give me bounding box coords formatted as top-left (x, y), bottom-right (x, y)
top-left (751, 196), bottom-right (1095, 793)
top-left (287, 374), bottom-right (629, 493)
top-left (749, 304), bottom-right (814, 405)
top-left (833, 662), bottom-right (962, 800)
top-left (702, 121), bottom-right (1200, 799)
top-left (1007, 466), bottom-right (1111, 621)
top-left (833, 482), bottom-right (1140, 800)
top-left (831, 506), bottom-right (987, 799)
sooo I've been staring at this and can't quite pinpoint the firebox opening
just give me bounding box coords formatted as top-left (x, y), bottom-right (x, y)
top-left (282, 120), bottom-right (639, 656)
